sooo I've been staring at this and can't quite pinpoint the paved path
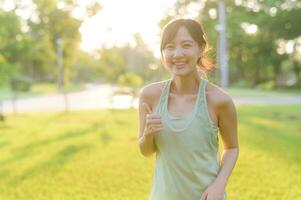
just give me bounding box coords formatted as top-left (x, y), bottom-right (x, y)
top-left (233, 96), bottom-right (301, 105)
top-left (1, 85), bottom-right (300, 113)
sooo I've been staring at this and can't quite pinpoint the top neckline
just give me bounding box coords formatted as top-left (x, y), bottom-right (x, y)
top-left (165, 78), bottom-right (204, 119)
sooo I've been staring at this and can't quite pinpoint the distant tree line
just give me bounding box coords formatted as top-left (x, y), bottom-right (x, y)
top-left (0, 0), bottom-right (300, 92)
top-left (160, 0), bottom-right (301, 89)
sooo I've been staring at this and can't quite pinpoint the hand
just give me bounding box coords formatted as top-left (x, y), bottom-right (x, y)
top-left (200, 181), bottom-right (225, 200)
top-left (143, 102), bottom-right (163, 137)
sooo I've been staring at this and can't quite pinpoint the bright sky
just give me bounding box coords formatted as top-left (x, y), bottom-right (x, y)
top-left (2, 0), bottom-right (203, 57)
top-left (77, 0), bottom-right (177, 57)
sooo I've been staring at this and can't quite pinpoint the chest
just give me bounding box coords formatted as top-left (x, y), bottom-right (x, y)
top-left (167, 93), bottom-right (197, 117)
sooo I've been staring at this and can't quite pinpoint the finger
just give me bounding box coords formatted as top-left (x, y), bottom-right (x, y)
top-left (146, 116), bottom-right (162, 123)
top-left (147, 124), bottom-right (163, 131)
top-left (200, 192), bottom-right (207, 200)
top-left (152, 127), bottom-right (163, 133)
top-left (146, 123), bottom-right (163, 130)
top-left (147, 119), bottom-right (162, 124)
top-left (143, 102), bottom-right (152, 114)
top-left (204, 193), bottom-right (208, 200)
top-left (151, 114), bottom-right (161, 118)
top-left (150, 125), bottom-right (163, 129)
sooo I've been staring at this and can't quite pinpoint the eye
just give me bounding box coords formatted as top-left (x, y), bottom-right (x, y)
top-left (183, 43), bottom-right (192, 48)
top-left (165, 44), bottom-right (175, 50)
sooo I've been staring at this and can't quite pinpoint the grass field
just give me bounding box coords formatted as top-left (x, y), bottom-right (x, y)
top-left (0, 105), bottom-right (300, 200)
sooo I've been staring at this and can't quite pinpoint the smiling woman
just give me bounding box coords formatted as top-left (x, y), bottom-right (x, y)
top-left (138, 18), bottom-right (239, 200)
top-left (79, 0), bottom-right (176, 54)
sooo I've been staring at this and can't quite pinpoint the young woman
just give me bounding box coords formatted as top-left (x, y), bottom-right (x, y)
top-left (138, 18), bottom-right (239, 200)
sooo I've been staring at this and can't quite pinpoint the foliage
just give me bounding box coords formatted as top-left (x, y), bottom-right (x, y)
top-left (25, 0), bottom-right (82, 83)
top-left (0, 11), bottom-right (24, 87)
top-left (1, 0), bottom-right (300, 89)
top-left (0, 56), bottom-right (18, 87)
top-left (159, 0), bottom-right (301, 88)
top-left (117, 72), bottom-right (143, 89)
top-left (10, 74), bottom-right (33, 92)
top-left (93, 34), bottom-right (160, 84)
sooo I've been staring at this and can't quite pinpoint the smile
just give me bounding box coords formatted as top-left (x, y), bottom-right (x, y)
top-left (173, 62), bottom-right (187, 66)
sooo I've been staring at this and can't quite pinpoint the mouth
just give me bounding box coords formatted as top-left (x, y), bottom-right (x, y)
top-left (173, 64), bottom-right (186, 70)
top-left (172, 61), bottom-right (187, 68)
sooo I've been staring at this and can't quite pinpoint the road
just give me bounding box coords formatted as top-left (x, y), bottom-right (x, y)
top-left (1, 85), bottom-right (301, 113)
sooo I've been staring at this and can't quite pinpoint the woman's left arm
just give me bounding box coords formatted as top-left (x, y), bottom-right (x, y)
top-left (200, 96), bottom-right (239, 200)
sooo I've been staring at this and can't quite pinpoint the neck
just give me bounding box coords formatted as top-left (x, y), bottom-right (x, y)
top-left (171, 72), bottom-right (201, 95)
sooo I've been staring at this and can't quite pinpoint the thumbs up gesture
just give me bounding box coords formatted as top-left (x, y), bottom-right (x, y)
top-left (143, 102), bottom-right (163, 137)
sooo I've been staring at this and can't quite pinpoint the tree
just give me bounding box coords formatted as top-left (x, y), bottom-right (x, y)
top-left (21, 0), bottom-right (81, 84)
top-left (158, 0), bottom-right (301, 88)
top-left (0, 10), bottom-right (24, 85)
top-left (0, 10), bottom-right (25, 120)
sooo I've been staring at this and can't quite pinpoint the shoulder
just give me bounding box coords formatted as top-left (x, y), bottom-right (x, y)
top-left (139, 80), bottom-right (168, 108)
top-left (205, 81), bottom-right (235, 110)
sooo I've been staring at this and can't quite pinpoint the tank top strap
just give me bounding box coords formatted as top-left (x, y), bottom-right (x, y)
top-left (155, 79), bottom-right (172, 114)
top-left (198, 79), bottom-right (207, 102)
top-left (193, 78), bottom-right (206, 115)
top-left (196, 79), bottom-right (219, 132)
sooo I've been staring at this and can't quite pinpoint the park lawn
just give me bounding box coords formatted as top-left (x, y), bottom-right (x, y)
top-left (0, 105), bottom-right (300, 200)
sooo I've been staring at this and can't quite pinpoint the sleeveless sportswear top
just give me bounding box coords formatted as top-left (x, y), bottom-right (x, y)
top-left (150, 78), bottom-right (227, 200)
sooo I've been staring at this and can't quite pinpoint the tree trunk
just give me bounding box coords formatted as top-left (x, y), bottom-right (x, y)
top-left (292, 60), bottom-right (300, 86)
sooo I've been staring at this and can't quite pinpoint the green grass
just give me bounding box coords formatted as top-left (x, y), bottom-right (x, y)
top-left (0, 106), bottom-right (301, 200)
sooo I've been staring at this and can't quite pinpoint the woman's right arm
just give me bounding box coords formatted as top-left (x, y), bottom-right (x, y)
top-left (137, 86), bottom-right (161, 157)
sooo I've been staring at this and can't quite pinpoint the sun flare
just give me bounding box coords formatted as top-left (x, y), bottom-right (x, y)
top-left (79, 0), bottom-right (176, 57)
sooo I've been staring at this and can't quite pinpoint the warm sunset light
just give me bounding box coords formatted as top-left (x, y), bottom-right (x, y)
top-left (79, 0), bottom-right (177, 57)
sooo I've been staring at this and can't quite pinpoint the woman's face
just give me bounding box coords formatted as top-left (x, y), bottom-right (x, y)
top-left (161, 26), bottom-right (201, 77)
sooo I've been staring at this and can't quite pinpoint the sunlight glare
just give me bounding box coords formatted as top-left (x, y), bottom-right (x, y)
top-left (79, 0), bottom-right (176, 57)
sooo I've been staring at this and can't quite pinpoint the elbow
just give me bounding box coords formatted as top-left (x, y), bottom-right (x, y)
top-left (138, 141), bottom-right (156, 158)
top-left (138, 145), bottom-right (156, 158)
top-left (140, 150), bottom-right (155, 158)
top-left (224, 147), bottom-right (239, 156)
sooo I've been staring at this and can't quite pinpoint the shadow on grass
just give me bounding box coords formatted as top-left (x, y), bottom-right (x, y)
top-left (238, 110), bottom-right (301, 165)
top-left (10, 144), bottom-right (91, 184)
top-left (0, 141), bottom-right (9, 149)
top-left (0, 144), bottom-right (32, 169)
top-left (0, 168), bottom-right (11, 179)
top-left (99, 129), bottom-right (112, 145)
top-left (0, 123), bottom-right (108, 168)
top-left (0, 113), bottom-right (65, 139)
top-left (0, 124), bottom-right (10, 130)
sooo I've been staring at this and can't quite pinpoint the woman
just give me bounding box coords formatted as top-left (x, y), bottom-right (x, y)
top-left (138, 18), bottom-right (239, 200)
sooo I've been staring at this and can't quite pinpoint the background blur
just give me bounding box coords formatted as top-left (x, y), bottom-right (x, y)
top-left (0, 0), bottom-right (300, 199)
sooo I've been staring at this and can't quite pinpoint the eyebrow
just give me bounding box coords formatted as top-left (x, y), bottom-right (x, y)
top-left (167, 40), bottom-right (194, 44)
top-left (181, 40), bottom-right (194, 43)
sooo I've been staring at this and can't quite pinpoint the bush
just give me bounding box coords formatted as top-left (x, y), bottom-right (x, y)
top-left (10, 74), bottom-right (33, 92)
top-left (117, 72), bottom-right (143, 89)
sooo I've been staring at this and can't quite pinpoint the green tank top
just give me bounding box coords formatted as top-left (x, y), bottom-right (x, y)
top-left (150, 78), bottom-right (227, 200)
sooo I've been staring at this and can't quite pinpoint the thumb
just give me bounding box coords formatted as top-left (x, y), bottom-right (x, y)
top-left (200, 192), bottom-right (208, 200)
top-left (142, 102), bottom-right (152, 114)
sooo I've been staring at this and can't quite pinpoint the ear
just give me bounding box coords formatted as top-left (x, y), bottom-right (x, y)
top-left (200, 45), bottom-right (205, 54)
top-left (197, 46), bottom-right (205, 65)
top-left (197, 57), bottom-right (201, 64)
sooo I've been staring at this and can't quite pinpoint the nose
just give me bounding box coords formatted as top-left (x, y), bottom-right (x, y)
top-left (173, 46), bottom-right (184, 58)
